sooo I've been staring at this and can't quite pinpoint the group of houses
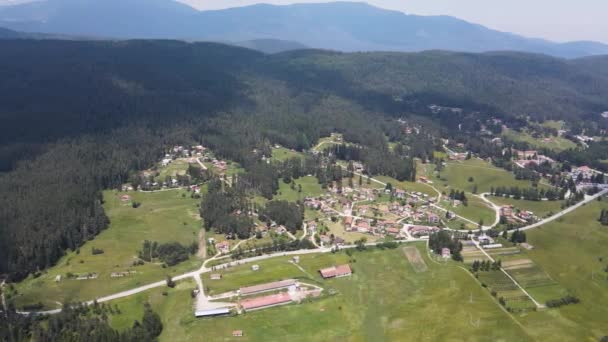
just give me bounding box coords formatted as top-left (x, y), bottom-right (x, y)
top-left (500, 205), bottom-right (537, 224)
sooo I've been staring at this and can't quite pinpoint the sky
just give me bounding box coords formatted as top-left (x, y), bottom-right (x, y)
top-left (176, 0), bottom-right (608, 43)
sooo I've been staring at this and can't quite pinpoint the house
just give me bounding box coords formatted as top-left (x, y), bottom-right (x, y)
top-left (386, 227), bottom-right (400, 236)
top-left (354, 220), bottom-right (371, 233)
top-left (120, 195), bottom-right (131, 202)
top-left (419, 176), bottom-right (429, 183)
top-left (240, 293), bottom-right (293, 312)
top-left (232, 331), bottom-right (243, 337)
top-left (319, 264), bottom-right (352, 279)
top-left (343, 216), bottom-right (353, 227)
top-left (211, 274), bottom-right (222, 280)
top-left (334, 237), bottom-right (346, 246)
top-left (427, 212), bottom-right (440, 224)
top-left (500, 205), bottom-right (514, 217)
top-left (275, 225), bottom-right (288, 235)
top-left (216, 241), bottom-right (230, 254)
top-left (478, 234), bottom-right (495, 245)
top-left (395, 189), bottom-right (406, 199)
top-left (441, 248), bottom-right (451, 259)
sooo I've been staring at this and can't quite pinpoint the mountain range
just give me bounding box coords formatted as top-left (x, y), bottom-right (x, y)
top-left (0, 0), bottom-right (607, 58)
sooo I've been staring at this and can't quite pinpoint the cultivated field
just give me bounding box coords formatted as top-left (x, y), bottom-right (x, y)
top-left (516, 201), bottom-right (608, 340)
top-left (402, 246), bottom-right (428, 272)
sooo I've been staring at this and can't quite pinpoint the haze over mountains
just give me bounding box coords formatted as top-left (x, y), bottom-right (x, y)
top-left (0, 0), bottom-right (607, 58)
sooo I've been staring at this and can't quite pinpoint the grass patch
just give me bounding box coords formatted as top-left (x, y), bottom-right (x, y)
top-left (436, 159), bottom-right (547, 194)
top-left (274, 176), bottom-right (324, 202)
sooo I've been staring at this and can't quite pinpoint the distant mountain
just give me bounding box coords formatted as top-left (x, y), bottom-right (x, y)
top-left (1, 0), bottom-right (607, 58)
top-left (232, 39), bottom-right (307, 54)
top-left (0, 26), bottom-right (20, 38)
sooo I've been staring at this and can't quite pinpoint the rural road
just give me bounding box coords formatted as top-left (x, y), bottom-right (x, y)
top-left (507, 188), bottom-right (608, 232)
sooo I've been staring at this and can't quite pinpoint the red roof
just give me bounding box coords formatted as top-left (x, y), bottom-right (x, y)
top-left (241, 293), bottom-right (292, 310)
top-left (319, 264), bottom-right (352, 278)
top-left (387, 228), bottom-right (400, 234)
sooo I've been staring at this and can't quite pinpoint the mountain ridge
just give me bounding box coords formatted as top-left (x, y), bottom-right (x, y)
top-left (0, 1), bottom-right (606, 58)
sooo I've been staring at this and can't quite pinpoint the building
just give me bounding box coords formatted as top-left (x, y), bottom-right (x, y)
top-left (441, 248), bottom-right (451, 259)
top-left (386, 227), bottom-right (400, 236)
top-left (251, 265), bottom-right (260, 271)
top-left (500, 205), bottom-right (514, 217)
top-left (216, 241), bottom-right (230, 254)
top-left (210, 274), bottom-right (222, 280)
top-left (241, 293), bottom-right (293, 312)
top-left (194, 308), bottom-right (231, 318)
top-left (319, 264), bottom-right (352, 279)
top-left (232, 331), bottom-right (243, 337)
top-left (354, 220), bottom-right (371, 233)
top-left (427, 212), bottom-right (440, 224)
top-left (239, 279), bottom-right (296, 296)
top-left (482, 243), bottom-right (503, 249)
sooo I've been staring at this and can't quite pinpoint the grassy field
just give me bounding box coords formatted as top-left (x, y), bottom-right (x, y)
top-left (489, 197), bottom-right (564, 218)
top-left (325, 219), bottom-right (380, 244)
top-left (110, 244), bottom-right (532, 341)
top-left (445, 196), bottom-right (496, 225)
top-left (155, 159), bottom-right (190, 181)
top-left (271, 147), bottom-right (304, 162)
top-left (514, 200), bottom-right (608, 340)
top-left (374, 175), bottom-right (437, 197)
top-left (436, 159), bottom-right (547, 194)
top-left (13, 190), bottom-right (203, 309)
top-left (274, 176), bottom-right (324, 202)
top-left (502, 128), bottom-right (577, 152)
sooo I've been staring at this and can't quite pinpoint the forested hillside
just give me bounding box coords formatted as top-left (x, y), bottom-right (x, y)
top-left (1, 39), bottom-right (608, 280)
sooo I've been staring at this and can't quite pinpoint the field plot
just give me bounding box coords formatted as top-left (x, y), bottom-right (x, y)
top-left (461, 246), bottom-right (490, 263)
top-left (402, 246), bottom-right (428, 272)
top-left (476, 271), bottom-right (536, 311)
top-left (515, 201), bottom-right (608, 340)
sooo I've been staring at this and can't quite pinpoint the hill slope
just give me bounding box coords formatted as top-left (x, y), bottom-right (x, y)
top-left (0, 1), bottom-right (607, 58)
top-left (1, 39), bottom-right (608, 280)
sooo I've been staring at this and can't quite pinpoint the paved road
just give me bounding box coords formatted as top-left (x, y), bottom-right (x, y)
top-left (508, 188), bottom-right (608, 232)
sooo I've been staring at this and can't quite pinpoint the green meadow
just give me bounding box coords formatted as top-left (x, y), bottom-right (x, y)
top-left (110, 244), bottom-right (532, 341)
top-left (12, 189), bottom-right (203, 309)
